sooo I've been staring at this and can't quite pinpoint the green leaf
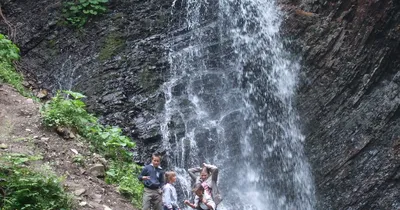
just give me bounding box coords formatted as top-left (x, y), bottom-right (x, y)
top-left (100, 132), bottom-right (110, 139)
top-left (63, 90), bottom-right (86, 99)
top-left (89, 0), bottom-right (99, 4)
top-left (110, 127), bottom-right (121, 133)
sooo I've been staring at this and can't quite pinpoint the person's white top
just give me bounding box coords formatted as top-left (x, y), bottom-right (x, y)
top-left (194, 193), bottom-right (216, 210)
top-left (163, 183), bottom-right (179, 209)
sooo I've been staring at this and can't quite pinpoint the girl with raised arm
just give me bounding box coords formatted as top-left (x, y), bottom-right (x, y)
top-left (187, 163), bottom-right (222, 205)
top-left (184, 183), bottom-right (216, 210)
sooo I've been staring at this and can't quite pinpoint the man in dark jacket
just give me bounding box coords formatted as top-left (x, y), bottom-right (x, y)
top-left (138, 153), bottom-right (164, 210)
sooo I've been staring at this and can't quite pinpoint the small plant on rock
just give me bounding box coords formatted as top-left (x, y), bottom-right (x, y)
top-left (72, 154), bottom-right (85, 166)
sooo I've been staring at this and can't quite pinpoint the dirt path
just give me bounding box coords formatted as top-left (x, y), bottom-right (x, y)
top-left (0, 84), bottom-right (137, 210)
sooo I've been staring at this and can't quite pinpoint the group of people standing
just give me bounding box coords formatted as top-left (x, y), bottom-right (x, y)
top-left (138, 153), bottom-right (222, 210)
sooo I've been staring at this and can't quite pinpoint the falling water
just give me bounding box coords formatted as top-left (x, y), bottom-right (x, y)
top-left (162, 0), bottom-right (315, 209)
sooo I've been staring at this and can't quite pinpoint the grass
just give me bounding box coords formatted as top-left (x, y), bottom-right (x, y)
top-left (0, 61), bottom-right (26, 95)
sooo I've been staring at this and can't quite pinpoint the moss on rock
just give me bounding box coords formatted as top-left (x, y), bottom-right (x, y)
top-left (98, 32), bottom-right (126, 61)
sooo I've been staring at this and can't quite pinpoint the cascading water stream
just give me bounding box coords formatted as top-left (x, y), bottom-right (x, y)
top-left (162, 0), bottom-right (315, 209)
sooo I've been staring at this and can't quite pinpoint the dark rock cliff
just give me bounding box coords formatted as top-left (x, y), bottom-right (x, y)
top-left (1, 0), bottom-right (400, 209)
top-left (282, 0), bottom-right (400, 209)
top-left (0, 0), bottom-right (183, 164)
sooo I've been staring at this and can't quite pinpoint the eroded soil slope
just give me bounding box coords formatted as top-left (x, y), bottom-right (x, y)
top-left (0, 84), bottom-right (135, 210)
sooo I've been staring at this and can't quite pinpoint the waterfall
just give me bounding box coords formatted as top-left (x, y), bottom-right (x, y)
top-left (162, 0), bottom-right (315, 209)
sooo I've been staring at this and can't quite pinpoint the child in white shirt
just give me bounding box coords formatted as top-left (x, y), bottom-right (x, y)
top-left (163, 171), bottom-right (181, 210)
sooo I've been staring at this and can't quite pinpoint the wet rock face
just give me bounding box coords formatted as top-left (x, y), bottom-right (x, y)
top-left (282, 0), bottom-right (400, 209)
top-left (0, 0), bottom-right (186, 164)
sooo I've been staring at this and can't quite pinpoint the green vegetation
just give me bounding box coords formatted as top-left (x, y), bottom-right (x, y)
top-left (2, 153), bottom-right (43, 165)
top-left (0, 153), bottom-right (73, 210)
top-left (41, 90), bottom-right (134, 160)
top-left (63, 0), bottom-right (109, 28)
top-left (72, 154), bottom-right (85, 166)
top-left (40, 90), bottom-right (144, 207)
top-left (0, 34), bottom-right (26, 94)
top-left (105, 162), bottom-right (144, 207)
top-left (0, 34), bottom-right (19, 63)
top-left (0, 62), bottom-right (24, 92)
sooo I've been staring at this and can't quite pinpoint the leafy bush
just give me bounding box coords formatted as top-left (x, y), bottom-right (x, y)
top-left (0, 34), bottom-right (27, 95)
top-left (41, 91), bottom-right (96, 128)
top-left (0, 154), bottom-right (73, 210)
top-left (63, 0), bottom-right (109, 27)
top-left (41, 90), bottom-right (144, 206)
top-left (106, 162), bottom-right (144, 207)
top-left (41, 90), bottom-right (134, 160)
top-left (0, 34), bottom-right (20, 63)
top-left (0, 62), bottom-right (25, 93)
